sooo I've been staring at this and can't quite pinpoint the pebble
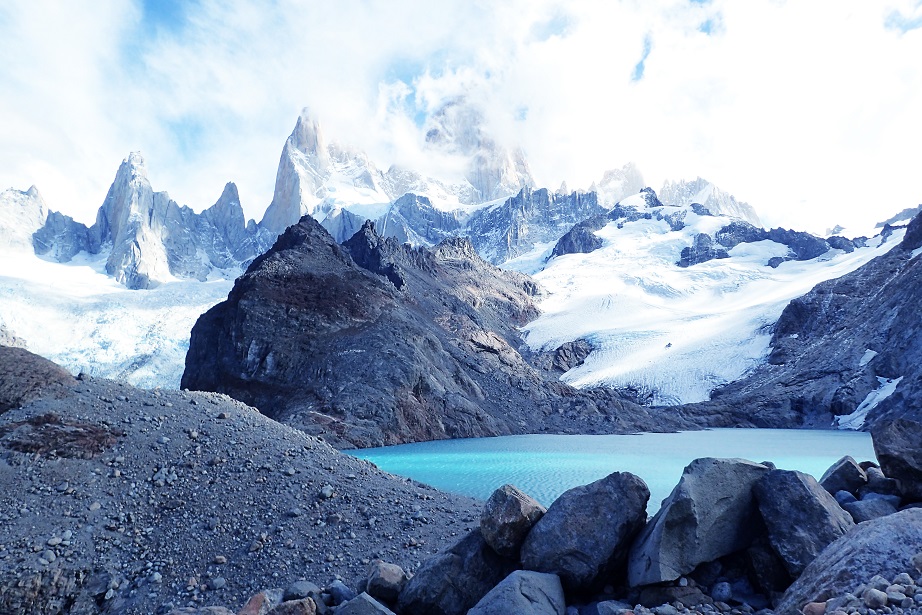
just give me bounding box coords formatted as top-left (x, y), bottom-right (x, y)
top-left (864, 588), bottom-right (888, 608)
top-left (208, 577), bottom-right (226, 590)
top-left (214, 555), bottom-right (227, 564)
top-left (320, 485), bottom-right (335, 499)
top-left (89, 502), bottom-right (102, 511)
top-left (47, 537), bottom-right (62, 547)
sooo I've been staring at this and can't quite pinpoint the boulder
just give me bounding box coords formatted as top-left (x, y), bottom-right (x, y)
top-left (873, 419), bottom-right (922, 501)
top-left (753, 470), bottom-right (855, 577)
top-left (239, 589), bottom-right (284, 615)
top-left (521, 472), bottom-right (649, 592)
top-left (843, 498), bottom-right (898, 523)
top-left (364, 560), bottom-right (408, 604)
top-left (397, 529), bottom-right (515, 615)
top-left (284, 581), bottom-right (321, 602)
top-left (468, 570), bottom-right (566, 615)
top-left (775, 508), bottom-right (922, 615)
top-left (818, 456), bottom-right (867, 496)
top-left (480, 484), bottom-right (546, 558)
top-left (336, 592), bottom-right (395, 615)
top-left (862, 466), bottom-right (901, 496)
top-left (628, 458), bottom-right (770, 586)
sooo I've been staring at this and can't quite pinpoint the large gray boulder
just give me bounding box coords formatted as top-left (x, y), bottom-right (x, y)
top-left (336, 592), bottom-right (395, 615)
top-left (818, 456), bottom-right (867, 496)
top-left (480, 484), bottom-right (546, 558)
top-left (396, 529), bottom-right (515, 615)
top-left (753, 470), bottom-right (855, 577)
top-left (628, 458), bottom-right (770, 586)
top-left (520, 472), bottom-right (649, 592)
top-left (873, 419), bottom-right (922, 501)
top-left (364, 560), bottom-right (408, 604)
top-left (775, 508), bottom-right (922, 615)
top-left (467, 571), bottom-right (566, 615)
top-left (842, 498), bottom-right (898, 523)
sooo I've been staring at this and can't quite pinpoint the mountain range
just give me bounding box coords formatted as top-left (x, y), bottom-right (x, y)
top-left (1, 100), bottom-right (918, 433)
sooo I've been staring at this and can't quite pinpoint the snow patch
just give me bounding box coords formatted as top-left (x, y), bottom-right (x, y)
top-left (859, 349), bottom-right (878, 367)
top-left (911, 246), bottom-right (922, 260)
top-left (836, 376), bottom-right (903, 430)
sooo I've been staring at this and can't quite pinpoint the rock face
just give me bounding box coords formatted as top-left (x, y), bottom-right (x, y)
top-left (467, 188), bottom-right (606, 263)
top-left (776, 508), bottom-right (922, 615)
top-left (753, 470), bottom-right (855, 577)
top-left (872, 418), bottom-right (922, 500)
top-left (677, 233), bottom-right (729, 267)
top-left (628, 458), bottom-right (770, 586)
top-left (30, 153), bottom-right (271, 289)
top-left (467, 571), bottom-right (566, 615)
top-left (480, 484), bottom-right (546, 558)
top-left (182, 217), bottom-right (702, 447)
top-left (396, 530), bottom-right (516, 615)
top-left (694, 211), bottom-right (922, 428)
top-left (520, 472), bottom-right (649, 592)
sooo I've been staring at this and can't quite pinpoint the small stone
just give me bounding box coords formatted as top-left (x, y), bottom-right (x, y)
top-left (319, 485), bottom-right (335, 499)
top-left (56, 482), bottom-right (69, 493)
top-left (208, 577), bottom-right (226, 590)
top-left (284, 580), bottom-right (321, 601)
top-left (284, 467), bottom-right (296, 476)
top-left (149, 572), bottom-right (162, 583)
top-left (327, 580), bottom-right (357, 606)
top-left (217, 412), bottom-right (229, 419)
top-left (214, 555), bottom-right (226, 564)
top-left (894, 573), bottom-right (914, 585)
top-left (864, 588), bottom-right (888, 608)
top-left (288, 508), bottom-right (303, 518)
top-left (47, 537), bottom-right (62, 547)
top-left (41, 550), bottom-right (56, 563)
top-left (61, 530), bottom-right (72, 540)
top-left (89, 502), bottom-right (101, 511)
top-left (653, 606), bottom-right (679, 615)
top-left (158, 436), bottom-right (170, 444)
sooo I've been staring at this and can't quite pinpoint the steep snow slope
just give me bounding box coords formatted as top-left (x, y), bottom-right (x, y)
top-left (0, 249), bottom-right (230, 388)
top-left (514, 201), bottom-right (902, 405)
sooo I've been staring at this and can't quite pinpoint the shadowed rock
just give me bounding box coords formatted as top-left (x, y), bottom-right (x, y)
top-left (520, 472), bottom-right (649, 593)
top-left (628, 458), bottom-right (770, 586)
top-left (468, 570), bottom-right (565, 615)
top-left (754, 470), bottom-right (855, 577)
top-left (480, 484), bottom-right (546, 558)
top-left (873, 418), bottom-right (922, 501)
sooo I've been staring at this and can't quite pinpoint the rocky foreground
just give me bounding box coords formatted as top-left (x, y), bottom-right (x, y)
top-left (5, 346), bottom-right (922, 615)
top-left (0, 347), bottom-right (482, 614)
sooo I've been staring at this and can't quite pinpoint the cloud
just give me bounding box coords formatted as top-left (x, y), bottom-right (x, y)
top-left (0, 0), bottom-right (920, 235)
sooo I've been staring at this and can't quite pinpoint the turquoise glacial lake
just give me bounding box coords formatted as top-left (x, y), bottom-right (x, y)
top-left (349, 429), bottom-right (875, 511)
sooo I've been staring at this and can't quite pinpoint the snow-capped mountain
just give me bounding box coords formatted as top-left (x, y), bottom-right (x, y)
top-left (659, 177), bottom-right (761, 227)
top-left (24, 152), bottom-right (271, 289)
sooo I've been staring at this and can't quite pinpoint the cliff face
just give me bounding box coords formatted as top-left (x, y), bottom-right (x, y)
top-left (697, 211), bottom-right (922, 429)
top-left (181, 217), bottom-right (701, 448)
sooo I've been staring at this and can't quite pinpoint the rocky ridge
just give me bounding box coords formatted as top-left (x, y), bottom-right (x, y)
top-left (180, 215), bottom-right (727, 448)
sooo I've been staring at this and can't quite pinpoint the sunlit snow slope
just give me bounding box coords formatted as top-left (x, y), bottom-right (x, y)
top-left (511, 202), bottom-right (903, 405)
top-left (0, 250), bottom-right (231, 388)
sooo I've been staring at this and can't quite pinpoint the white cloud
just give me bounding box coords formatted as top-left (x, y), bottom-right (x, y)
top-left (0, 0), bottom-right (919, 234)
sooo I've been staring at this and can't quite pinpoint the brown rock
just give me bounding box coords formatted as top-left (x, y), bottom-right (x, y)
top-left (238, 589), bottom-right (284, 615)
top-left (267, 598), bottom-right (317, 615)
top-left (801, 601), bottom-right (826, 615)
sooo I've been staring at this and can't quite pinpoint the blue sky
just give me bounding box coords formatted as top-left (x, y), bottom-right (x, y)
top-left (1, 0), bottom-right (921, 234)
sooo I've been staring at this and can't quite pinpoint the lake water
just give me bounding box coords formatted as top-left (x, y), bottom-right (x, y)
top-left (349, 429), bottom-right (875, 511)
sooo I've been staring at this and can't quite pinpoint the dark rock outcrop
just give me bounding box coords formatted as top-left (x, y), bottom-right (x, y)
top-left (775, 508), bottom-right (922, 615)
top-left (396, 530), bottom-right (515, 615)
top-left (677, 233), bottom-right (729, 267)
top-left (872, 418), bottom-right (922, 500)
top-left (628, 458), bottom-right (770, 586)
top-left (753, 470), bottom-right (855, 577)
top-left (520, 472), bottom-right (649, 593)
top-left (182, 216), bottom-right (704, 447)
top-left (549, 214), bottom-right (607, 259)
top-left (467, 571), bottom-right (566, 615)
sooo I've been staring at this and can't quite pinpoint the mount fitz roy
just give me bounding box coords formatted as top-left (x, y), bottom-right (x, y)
top-left (7, 105), bottom-right (761, 290)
